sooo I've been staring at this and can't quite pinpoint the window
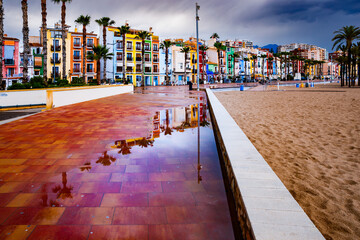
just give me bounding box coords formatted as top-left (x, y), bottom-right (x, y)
top-left (136, 42), bottom-right (141, 51)
top-left (117, 53), bottom-right (122, 61)
top-left (87, 63), bottom-right (93, 72)
top-left (136, 64), bottom-right (141, 73)
top-left (145, 54), bottom-right (150, 62)
top-left (144, 43), bottom-right (150, 51)
top-left (136, 76), bottom-right (141, 82)
top-left (153, 65), bottom-right (158, 73)
top-left (136, 54), bottom-right (141, 62)
top-left (86, 51), bottom-right (92, 60)
top-left (116, 66), bottom-right (123, 73)
top-left (145, 67), bottom-right (151, 73)
top-left (180, 63), bottom-right (183, 69)
top-left (153, 55), bottom-right (158, 63)
top-left (116, 41), bottom-right (123, 50)
top-left (127, 41), bottom-right (132, 50)
top-left (74, 63), bottom-right (80, 73)
top-left (126, 66), bottom-right (133, 72)
top-left (74, 51), bottom-right (80, 60)
top-left (87, 38), bottom-right (94, 47)
top-left (74, 38), bottom-right (81, 47)
top-left (127, 75), bottom-right (133, 83)
top-left (127, 53), bottom-right (132, 61)
top-left (153, 44), bottom-right (158, 51)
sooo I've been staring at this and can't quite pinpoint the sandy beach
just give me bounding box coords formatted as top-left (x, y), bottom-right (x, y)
top-left (215, 83), bottom-right (360, 240)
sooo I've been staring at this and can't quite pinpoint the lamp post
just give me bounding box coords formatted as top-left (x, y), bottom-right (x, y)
top-left (196, 3), bottom-right (200, 91)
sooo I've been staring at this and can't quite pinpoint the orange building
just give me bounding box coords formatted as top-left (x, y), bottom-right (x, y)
top-left (69, 31), bottom-right (98, 83)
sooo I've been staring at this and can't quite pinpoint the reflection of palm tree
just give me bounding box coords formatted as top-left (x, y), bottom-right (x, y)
top-left (164, 110), bottom-right (173, 135)
top-left (79, 162), bottom-right (92, 172)
top-left (137, 138), bottom-right (154, 148)
top-left (115, 140), bottom-right (132, 155)
top-left (52, 172), bottom-right (73, 200)
top-left (200, 120), bottom-right (210, 127)
top-left (96, 151), bottom-right (116, 166)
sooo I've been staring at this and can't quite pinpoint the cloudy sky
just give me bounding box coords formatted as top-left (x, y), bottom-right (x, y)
top-left (3, 0), bottom-right (360, 51)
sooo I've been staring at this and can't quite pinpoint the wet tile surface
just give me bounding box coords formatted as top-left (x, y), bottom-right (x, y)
top-left (0, 86), bottom-right (234, 239)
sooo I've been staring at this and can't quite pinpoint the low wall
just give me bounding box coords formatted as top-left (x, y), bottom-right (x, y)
top-left (46, 85), bottom-right (133, 109)
top-left (0, 89), bottom-right (46, 108)
top-left (206, 89), bottom-right (325, 240)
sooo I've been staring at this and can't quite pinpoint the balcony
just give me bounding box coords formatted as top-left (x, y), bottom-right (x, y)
top-left (145, 58), bottom-right (150, 62)
top-left (153, 59), bottom-right (159, 63)
top-left (87, 69), bottom-right (93, 73)
top-left (4, 59), bottom-right (15, 65)
top-left (73, 68), bottom-right (81, 73)
top-left (87, 43), bottom-right (94, 48)
top-left (126, 69), bottom-right (133, 73)
top-left (117, 56), bottom-right (122, 61)
top-left (116, 44), bottom-right (123, 50)
top-left (136, 57), bottom-right (142, 62)
top-left (145, 68), bottom-right (151, 74)
top-left (74, 43), bottom-right (81, 48)
top-left (127, 47), bottom-right (132, 50)
top-left (73, 55), bottom-right (81, 61)
top-left (127, 58), bottom-right (133, 61)
top-left (136, 68), bottom-right (142, 73)
top-left (145, 47), bottom-right (150, 51)
top-left (192, 59), bottom-right (197, 64)
top-left (153, 48), bottom-right (159, 52)
top-left (153, 69), bottom-right (159, 73)
top-left (136, 47), bottom-right (141, 51)
top-left (51, 58), bottom-right (61, 64)
top-left (51, 45), bottom-right (61, 51)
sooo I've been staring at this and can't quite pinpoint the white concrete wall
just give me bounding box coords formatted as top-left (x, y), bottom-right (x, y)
top-left (0, 90), bottom-right (46, 108)
top-left (48, 85), bottom-right (133, 109)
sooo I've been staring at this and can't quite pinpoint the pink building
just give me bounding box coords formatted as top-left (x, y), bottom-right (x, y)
top-left (1, 35), bottom-right (20, 89)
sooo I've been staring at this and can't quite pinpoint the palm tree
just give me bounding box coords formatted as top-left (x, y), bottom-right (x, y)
top-left (210, 33), bottom-right (219, 40)
top-left (180, 46), bottom-right (190, 84)
top-left (75, 15), bottom-right (91, 83)
top-left (230, 53), bottom-right (240, 80)
top-left (352, 42), bottom-right (360, 85)
top-left (118, 25), bottom-right (131, 83)
top-left (160, 40), bottom-right (173, 85)
top-left (136, 30), bottom-right (151, 88)
top-left (87, 45), bottom-right (113, 85)
top-left (95, 17), bottom-right (115, 81)
top-left (273, 53), bottom-right (280, 79)
top-left (332, 26), bottom-right (360, 87)
top-left (244, 57), bottom-right (249, 81)
top-left (199, 45), bottom-right (208, 83)
top-left (41, 0), bottom-right (47, 84)
top-left (214, 42), bottom-right (225, 82)
top-left (251, 55), bottom-right (258, 80)
top-left (0, 0), bottom-right (4, 89)
top-left (21, 0), bottom-right (30, 83)
top-left (52, 0), bottom-right (72, 80)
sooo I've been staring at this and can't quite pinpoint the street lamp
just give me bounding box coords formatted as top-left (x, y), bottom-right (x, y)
top-left (196, 3), bottom-right (200, 91)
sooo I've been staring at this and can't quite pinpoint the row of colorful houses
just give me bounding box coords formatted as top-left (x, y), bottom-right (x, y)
top-left (1, 24), bottom-right (341, 89)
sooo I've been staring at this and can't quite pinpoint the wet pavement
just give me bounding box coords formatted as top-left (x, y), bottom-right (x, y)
top-left (0, 86), bottom-right (235, 240)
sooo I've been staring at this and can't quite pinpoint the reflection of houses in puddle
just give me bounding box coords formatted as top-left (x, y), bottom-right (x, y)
top-left (41, 172), bottom-right (73, 207)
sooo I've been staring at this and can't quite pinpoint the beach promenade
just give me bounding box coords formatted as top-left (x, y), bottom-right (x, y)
top-left (0, 86), bottom-right (235, 240)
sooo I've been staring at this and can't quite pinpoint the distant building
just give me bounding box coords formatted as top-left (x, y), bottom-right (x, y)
top-left (1, 35), bottom-right (20, 89)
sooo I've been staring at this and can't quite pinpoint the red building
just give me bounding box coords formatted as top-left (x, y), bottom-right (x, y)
top-left (1, 35), bottom-right (20, 89)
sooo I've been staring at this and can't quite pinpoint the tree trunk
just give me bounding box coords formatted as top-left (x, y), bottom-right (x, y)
top-left (165, 47), bottom-right (169, 85)
top-left (348, 49), bottom-right (351, 87)
top-left (358, 61), bottom-right (360, 86)
top-left (61, 2), bottom-right (66, 80)
top-left (97, 59), bottom-right (100, 85)
top-left (102, 25), bottom-right (106, 82)
top-left (22, 0), bottom-right (29, 83)
top-left (82, 25), bottom-right (86, 83)
top-left (0, 0), bottom-right (4, 89)
top-left (122, 34), bottom-right (126, 83)
top-left (142, 39), bottom-right (145, 88)
top-left (41, 0), bottom-right (47, 85)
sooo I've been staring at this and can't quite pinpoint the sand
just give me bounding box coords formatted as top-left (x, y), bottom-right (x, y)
top-left (215, 83), bottom-right (360, 240)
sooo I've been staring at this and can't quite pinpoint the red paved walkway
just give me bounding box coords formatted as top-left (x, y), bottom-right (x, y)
top-left (0, 86), bottom-right (234, 240)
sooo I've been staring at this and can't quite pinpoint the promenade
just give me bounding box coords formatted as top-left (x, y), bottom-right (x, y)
top-left (0, 86), bottom-right (235, 240)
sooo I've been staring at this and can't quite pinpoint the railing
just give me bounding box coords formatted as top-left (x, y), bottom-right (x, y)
top-left (51, 72), bottom-right (60, 78)
top-left (127, 47), bottom-right (132, 50)
top-left (153, 59), bottom-right (159, 63)
top-left (51, 58), bottom-right (61, 64)
top-left (116, 44), bottom-right (122, 50)
top-left (145, 47), bottom-right (150, 51)
top-left (87, 69), bottom-right (93, 73)
top-left (136, 58), bottom-right (142, 62)
top-left (87, 43), bottom-right (94, 48)
top-left (136, 69), bottom-right (142, 73)
top-left (117, 56), bottom-right (122, 61)
top-left (136, 47), bottom-right (141, 51)
top-left (4, 59), bottom-right (15, 65)
top-left (74, 43), bottom-right (81, 48)
top-left (51, 45), bottom-right (61, 51)
top-left (153, 48), bottom-right (159, 52)
top-left (127, 58), bottom-right (133, 61)
top-left (73, 55), bottom-right (81, 60)
top-left (73, 68), bottom-right (81, 73)
top-left (145, 58), bottom-right (150, 62)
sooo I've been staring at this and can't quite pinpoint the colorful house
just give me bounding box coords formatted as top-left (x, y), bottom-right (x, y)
top-left (105, 26), bottom-right (159, 86)
top-left (1, 35), bottom-right (20, 89)
top-left (69, 30), bottom-right (98, 83)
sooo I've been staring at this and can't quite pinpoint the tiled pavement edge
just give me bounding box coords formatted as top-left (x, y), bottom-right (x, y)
top-left (206, 88), bottom-right (325, 240)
